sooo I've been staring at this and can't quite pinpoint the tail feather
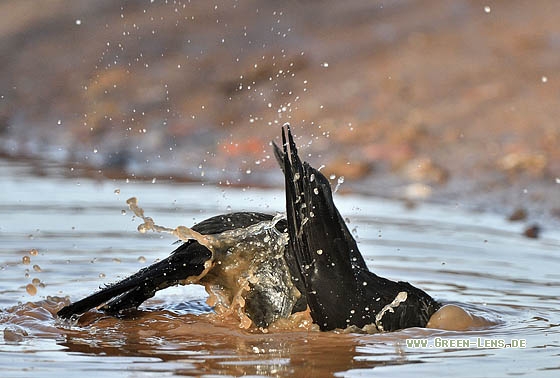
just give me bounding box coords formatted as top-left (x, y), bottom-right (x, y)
top-left (281, 125), bottom-right (439, 331)
top-left (272, 140), bottom-right (285, 174)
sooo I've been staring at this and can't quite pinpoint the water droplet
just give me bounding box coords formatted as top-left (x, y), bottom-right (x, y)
top-left (321, 62), bottom-right (329, 68)
top-left (26, 284), bottom-right (37, 296)
top-left (99, 273), bottom-right (106, 278)
top-left (114, 188), bottom-right (121, 194)
top-left (22, 256), bottom-right (31, 265)
top-left (542, 76), bottom-right (548, 83)
top-left (29, 248), bottom-right (38, 256)
top-left (334, 176), bottom-right (345, 193)
top-left (75, 19), bottom-right (82, 25)
top-left (138, 256), bottom-right (146, 263)
top-left (316, 249), bottom-right (323, 255)
top-left (33, 264), bottom-right (41, 272)
top-left (483, 6), bottom-right (491, 13)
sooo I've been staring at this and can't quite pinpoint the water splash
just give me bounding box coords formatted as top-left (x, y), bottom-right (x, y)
top-left (334, 176), bottom-right (345, 193)
top-left (125, 197), bottom-right (298, 330)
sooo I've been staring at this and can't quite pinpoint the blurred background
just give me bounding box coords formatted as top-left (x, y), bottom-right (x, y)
top-left (1, 0), bottom-right (559, 221)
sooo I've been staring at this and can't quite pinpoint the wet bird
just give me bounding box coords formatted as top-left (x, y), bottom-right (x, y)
top-left (57, 211), bottom-right (305, 328)
top-left (58, 125), bottom-right (440, 331)
top-left (279, 127), bottom-right (440, 331)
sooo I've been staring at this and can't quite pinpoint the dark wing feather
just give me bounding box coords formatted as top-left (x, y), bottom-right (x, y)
top-left (282, 126), bottom-right (365, 329)
top-left (58, 212), bottom-right (275, 319)
top-left (191, 212), bottom-right (274, 234)
top-left (281, 125), bottom-right (439, 331)
top-left (57, 240), bottom-right (211, 318)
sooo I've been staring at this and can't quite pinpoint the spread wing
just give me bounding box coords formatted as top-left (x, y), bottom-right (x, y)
top-left (280, 125), bottom-right (439, 331)
top-left (57, 212), bottom-right (274, 319)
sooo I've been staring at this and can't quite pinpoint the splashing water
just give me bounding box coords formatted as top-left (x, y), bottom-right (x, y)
top-left (334, 176), bottom-right (345, 193)
top-left (126, 196), bottom-right (301, 330)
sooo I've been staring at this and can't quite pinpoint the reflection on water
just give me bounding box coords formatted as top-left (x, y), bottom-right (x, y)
top-left (1, 158), bottom-right (560, 377)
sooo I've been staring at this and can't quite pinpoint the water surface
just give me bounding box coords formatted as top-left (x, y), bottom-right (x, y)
top-left (1, 158), bottom-right (559, 377)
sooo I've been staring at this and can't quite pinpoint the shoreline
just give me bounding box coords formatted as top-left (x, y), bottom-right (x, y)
top-left (2, 152), bottom-right (556, 237)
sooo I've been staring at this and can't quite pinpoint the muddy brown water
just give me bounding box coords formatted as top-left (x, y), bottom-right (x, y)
top-left (1, 158), bottom-right (559, 377)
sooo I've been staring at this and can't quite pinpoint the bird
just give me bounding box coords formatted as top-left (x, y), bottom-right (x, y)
top-left (57, 125), bottom-right (440, 332)
top-left (57, 211), bottom-right (307, 328)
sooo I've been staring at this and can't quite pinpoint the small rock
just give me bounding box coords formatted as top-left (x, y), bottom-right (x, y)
top-left (508, 208), bottom-right (527, 221)
top-left (497, 152), bottom-right (547, 176)
top-left (523, 224), bottom-right (540, 239)
top-left (326, 158), bottom-right (372, 181)
top-left (402, 157), bottom-right (448, 185)
top-left (404, 183), bottom-right (432, 200)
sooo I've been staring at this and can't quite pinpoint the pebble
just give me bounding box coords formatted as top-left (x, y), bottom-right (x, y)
top-left (523, 224), bottom-right (540, 239)
top-left (508, 208), bottom-right (527, 221)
